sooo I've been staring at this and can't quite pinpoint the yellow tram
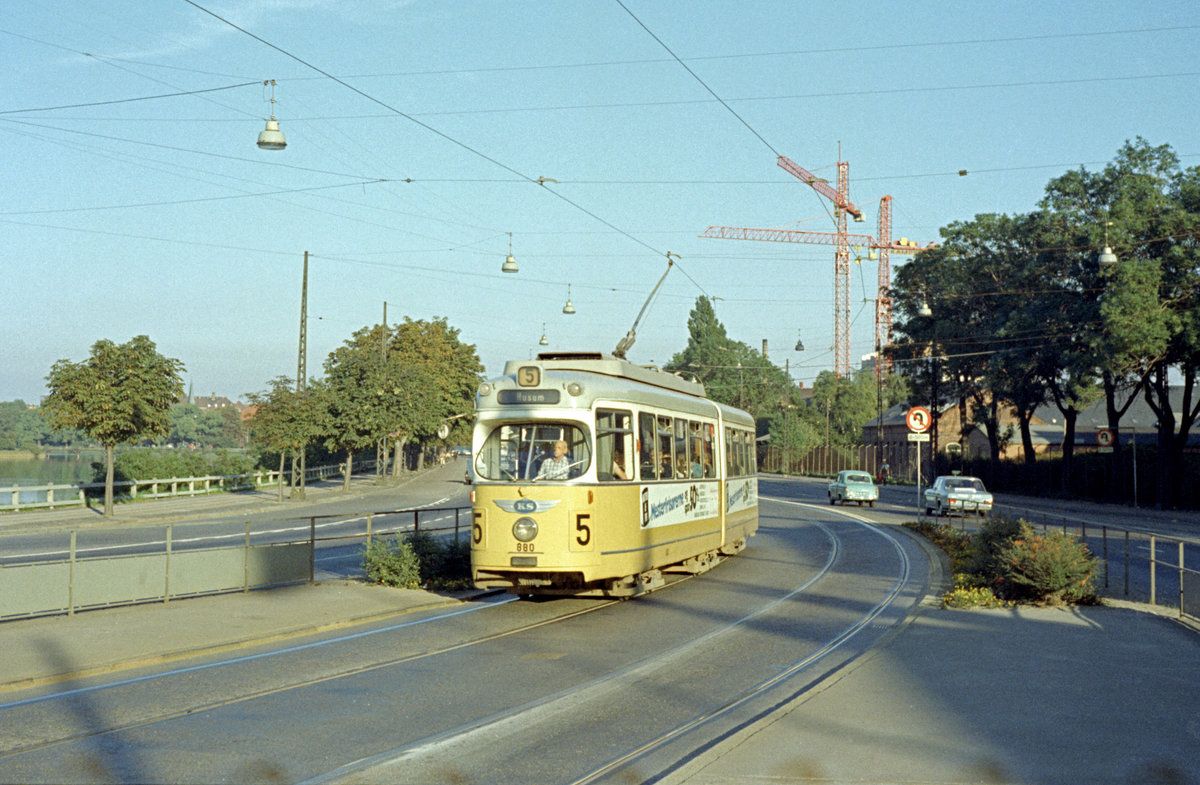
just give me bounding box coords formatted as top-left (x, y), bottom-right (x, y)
top-left (470, 352), bottom-right (758, 597)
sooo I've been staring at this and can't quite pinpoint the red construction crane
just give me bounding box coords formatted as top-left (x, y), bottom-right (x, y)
top-left (702, 154), bottom-right (933, 377)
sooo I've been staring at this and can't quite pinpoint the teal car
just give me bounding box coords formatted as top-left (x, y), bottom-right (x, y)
top-left (828, 470), bottom-right (878, 507)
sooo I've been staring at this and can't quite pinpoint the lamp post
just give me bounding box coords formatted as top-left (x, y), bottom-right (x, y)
top-left (918, 297), bottom-right (939, 478)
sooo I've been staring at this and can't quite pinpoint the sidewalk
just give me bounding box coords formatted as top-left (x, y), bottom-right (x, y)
top-left (0, 579), bottom-right (476, 694)
top-left (662, 601), bottom-right (1200, 785)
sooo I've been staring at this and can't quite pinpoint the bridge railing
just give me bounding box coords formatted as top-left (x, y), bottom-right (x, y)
top-left (0, 459), bottom-right (378, 512)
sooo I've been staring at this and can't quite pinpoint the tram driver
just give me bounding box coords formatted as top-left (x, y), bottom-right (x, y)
top-left (537, 440), bottom-right (572, 480)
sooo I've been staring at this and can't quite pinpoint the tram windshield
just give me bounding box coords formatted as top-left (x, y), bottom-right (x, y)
top-left (474, 422), bottom-right (591, 482)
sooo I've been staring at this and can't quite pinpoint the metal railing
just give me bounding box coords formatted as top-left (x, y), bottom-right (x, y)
top-left (924, 505), bottom-right (1199, 624)
top-left (0, 459), bottom-right (377, 512)
top-left (0, 501), bottom-right (471, 621)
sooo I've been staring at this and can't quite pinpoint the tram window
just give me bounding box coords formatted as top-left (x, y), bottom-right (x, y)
top-left (657, 415), bottom-right (674, 479)
top-left (474, 422), bottom-right (591, 481)
top-left (673, 419), bottom-right (690, 479)
top-left (689, 421), bottom-right (710, 478)
top-left (696, 424), bottom-right (710, 480)
top-left (596, 409), bottom-right (633, 482)
top-left (639, 412), bottom-right (658, 480)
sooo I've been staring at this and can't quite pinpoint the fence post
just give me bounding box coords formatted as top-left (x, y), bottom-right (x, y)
top-left (366, 512), bottom-right (373, 545)
top-left (455, 508), bottom-right (461, 542)
top-left (413, 509), bottom-right (420, 535)
top-left (309, 516), bottom-right (316, 584)
top-left (1124, 530), bottom-right (1130, 597)
top-left (244, 521), bottom-right (251, 593)
top-left (1101, 526), bottom-right (1108, 590)
top-left (165, 524), bottom-right (172, 604)
top-left (68, 530), bottom-right (76, 617)
top-left (1150, 535), bottom-right (1157, 606)
top-left (1179, 541), bottom-right (1185, 620)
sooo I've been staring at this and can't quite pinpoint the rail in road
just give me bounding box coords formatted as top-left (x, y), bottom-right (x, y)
top-left (0, 493), bottom-right (931, 784)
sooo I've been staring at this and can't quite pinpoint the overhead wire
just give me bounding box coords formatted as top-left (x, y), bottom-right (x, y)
top-left (179, 0), bottom-right (686, 276)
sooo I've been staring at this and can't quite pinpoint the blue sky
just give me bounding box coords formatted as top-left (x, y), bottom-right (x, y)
top-left (2, 1), bottom-right (1197, 403)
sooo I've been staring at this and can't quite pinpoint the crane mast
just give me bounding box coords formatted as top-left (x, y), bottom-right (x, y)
top-left (702, 153), bottom-right (933, 378)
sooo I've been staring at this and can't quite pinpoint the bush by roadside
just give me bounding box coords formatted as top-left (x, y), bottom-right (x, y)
top-left (907, 516), bottom-right (1100, 608)
top-left (362, 531), bottom-right (472, 590)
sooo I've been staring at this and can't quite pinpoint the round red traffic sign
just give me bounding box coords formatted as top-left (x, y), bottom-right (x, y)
top-left (1096, 428), bottom-right (1114, 447)
top-left (906, 406), bottom-right (932, 433)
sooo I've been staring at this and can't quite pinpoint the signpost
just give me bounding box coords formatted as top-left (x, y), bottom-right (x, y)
top-left (907, 406), bottom-right (932, 508)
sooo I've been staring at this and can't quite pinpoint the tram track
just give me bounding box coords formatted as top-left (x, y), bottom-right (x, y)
top-left (572, 498), bottom-right (916, 785)
top-left (0, 498), bottom-right (920, 785)
top-left (0, 596), bottom-right (610, 759)
top-left (304, 510), bottom-right (858, 784)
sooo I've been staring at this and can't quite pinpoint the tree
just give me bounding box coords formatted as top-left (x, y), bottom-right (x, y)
top-left (246, 376), bottom-right (328, 501)
top-left (385, 318), bottom-right (484, 474)
top-left (665, 297), bottom-right (793, 420)
top-left (0, 401), bottom-right (50, 452)
top-left (42, 336), bottom-right (184, 516)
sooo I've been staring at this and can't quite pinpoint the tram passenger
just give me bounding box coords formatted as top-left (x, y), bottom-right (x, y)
top-left (537, 440), bottom-right (572, 480)
top-left (611, 453), bottom-right (629, 480)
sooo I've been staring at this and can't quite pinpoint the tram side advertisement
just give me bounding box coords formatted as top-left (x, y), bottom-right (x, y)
top-left (641, 482), bottom-right (718, 529)
top-left (726, 477), bottom-right (757, 514)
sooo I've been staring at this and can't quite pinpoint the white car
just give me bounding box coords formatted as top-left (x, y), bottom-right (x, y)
top-left (828, 470), bottom-right (878, 507)
top-left (923, 475), bottom-right (993, 517)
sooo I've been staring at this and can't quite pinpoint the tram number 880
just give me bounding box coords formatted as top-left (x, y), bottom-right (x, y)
top-left (514, 542), bottom-right (536, 552)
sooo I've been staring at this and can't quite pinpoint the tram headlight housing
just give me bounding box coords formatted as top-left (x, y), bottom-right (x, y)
top-left (512, 517), bottom-right (538, 542)
top-left (566, 382), bottom-right (583, 397)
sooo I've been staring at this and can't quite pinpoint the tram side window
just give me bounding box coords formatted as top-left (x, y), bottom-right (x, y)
top-left (673, 419), bottom-right (690, 479)
top-left (690, 421), bottom-right (711, 478)
top-left (596, 409), bottom-right (633, 482)
top-left (657, 415), bottom-right (674, 479)
top-left (639, 412), bottom-right (658, 480)
top-left (725, 427), bottom-right (734, 477)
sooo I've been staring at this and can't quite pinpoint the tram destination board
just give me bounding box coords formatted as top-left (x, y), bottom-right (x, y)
top-left (497, 389), bottom-right (561, 405)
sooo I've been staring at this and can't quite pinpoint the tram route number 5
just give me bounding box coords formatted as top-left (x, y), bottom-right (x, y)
top-left (575, 513), bottom-right (591, 546)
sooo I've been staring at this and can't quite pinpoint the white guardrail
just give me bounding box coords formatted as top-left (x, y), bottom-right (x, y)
top-left (0, 459), bottom-right (377, 512)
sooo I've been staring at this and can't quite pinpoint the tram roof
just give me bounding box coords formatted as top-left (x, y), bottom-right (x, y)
top-left (503, 352), bottom-right (706, 398)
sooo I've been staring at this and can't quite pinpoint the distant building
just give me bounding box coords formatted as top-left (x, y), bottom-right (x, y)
top-left (863, 385), bottom-right (1200, 464)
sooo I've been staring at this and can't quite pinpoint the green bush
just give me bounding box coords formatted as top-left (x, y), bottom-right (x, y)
top-left (997, 524), bottom-right (1099, 605)
top-left (361, 532), bottom-right (473, 590)
top-left (905, 520), bottom-right (972, 572)
top-left (908, 516), bottom-right (1100, 607)
top-left (362, 534), bottom-right (422, 588)
top-left (943, 574), bottom-right (1011, 609)
top-left (965, 516), bottom-right (1026, 583)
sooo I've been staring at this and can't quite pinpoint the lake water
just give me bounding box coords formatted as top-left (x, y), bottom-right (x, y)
top-left (0, 453), bottom-right (103, 487)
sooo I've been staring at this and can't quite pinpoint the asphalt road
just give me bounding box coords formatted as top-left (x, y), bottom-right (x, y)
top-left (0, 480), bottom-right (932, 784)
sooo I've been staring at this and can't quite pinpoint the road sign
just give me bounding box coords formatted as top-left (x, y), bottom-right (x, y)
top-left (907, 432), bottom-right (930, 442)
top-left (1096, 428), bottom-right (1114, 447)
top-left (906, 406), bottom-right (932, 433)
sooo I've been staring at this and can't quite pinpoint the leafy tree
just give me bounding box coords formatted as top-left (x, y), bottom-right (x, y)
top-left (42, 336), bottom-right (184, 516)
top-left (168, 403), bottom-right (204, 446)
top-left (665, 297), bottom-right (793, 419)
top-left (323, 337), bottom-right (389, 489)
top-left (384, 318), bottom-right (484, 474)
top-left (0, 400), bottom-right (50, 451)
top-left (246, 376), bottom-right (328, 501)
top-left (1040, 138), bottom-right (1192, 503)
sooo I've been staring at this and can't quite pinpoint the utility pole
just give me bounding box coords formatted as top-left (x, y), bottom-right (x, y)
top-left (294, 251), bottom-right (308, 500)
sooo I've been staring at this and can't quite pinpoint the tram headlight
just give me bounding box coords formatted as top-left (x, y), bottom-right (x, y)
top-left (478, 383), bottom-right (492, 397)
top-left (567, 382), bottom-right (583, 397)
top-left (512, 517), bottom-right (538, 542)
